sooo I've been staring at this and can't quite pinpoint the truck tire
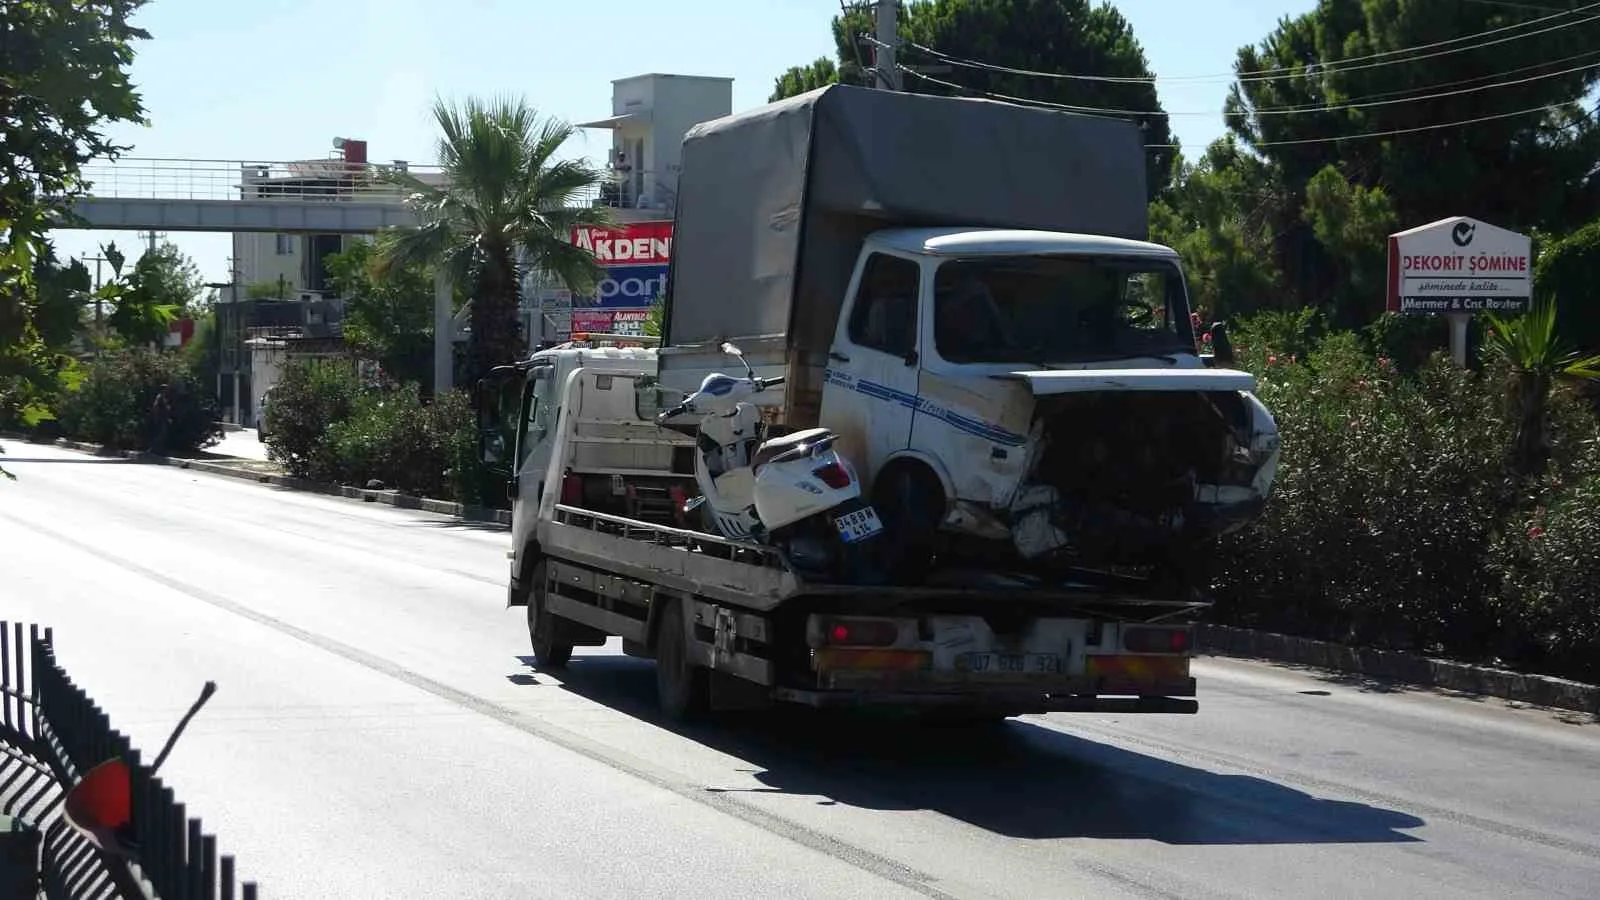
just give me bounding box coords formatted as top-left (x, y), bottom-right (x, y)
top-left (527, 560), bottom-right (574, 668)
top-left (873, 462), bottom-right (942, 583)
top-left (655, 599), bottom-right (709, 722)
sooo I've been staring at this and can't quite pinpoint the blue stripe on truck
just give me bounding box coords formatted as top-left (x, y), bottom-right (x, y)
top-left (825, 368), bottom-right (1027, 447)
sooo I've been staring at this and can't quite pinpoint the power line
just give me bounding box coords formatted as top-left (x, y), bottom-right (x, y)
top-left (882, 3), bottom-right (1600, 86)
top-left (906, 55), bottom-right (1600, 119)
top-left (1237, 48), bottom-right (1600, 114)
top-left (897, 67), bottom-right (1586, 149)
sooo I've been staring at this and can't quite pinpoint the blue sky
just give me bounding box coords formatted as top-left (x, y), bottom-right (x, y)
top-left (51, 0), bottom-right (1316, 285)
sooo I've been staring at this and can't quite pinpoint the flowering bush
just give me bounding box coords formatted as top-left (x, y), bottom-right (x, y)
top-left (1209, 315), bottom-right (1600, 682)
top-left (263, 357), bottom-right (484, 503)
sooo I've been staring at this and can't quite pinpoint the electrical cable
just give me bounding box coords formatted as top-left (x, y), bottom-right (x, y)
top-left (897, 66), bottom-right (1588, 149)
top-left (878, 2), bottom-right (1600, 87)
top-left (892, 55), bottom-right (1598, 118)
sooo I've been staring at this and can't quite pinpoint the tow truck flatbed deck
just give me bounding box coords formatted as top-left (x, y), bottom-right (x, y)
top-left (539, 504), bottom-right (1211, 619)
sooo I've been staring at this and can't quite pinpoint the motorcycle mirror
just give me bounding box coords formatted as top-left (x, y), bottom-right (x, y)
top-left (63, 680), bottom-right (216, 858)
top-left (721, 343), bottom-right (755, 378)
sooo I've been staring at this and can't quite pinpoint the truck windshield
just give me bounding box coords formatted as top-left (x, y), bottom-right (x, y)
top-left (932, 256), bottom-right (1195, 365)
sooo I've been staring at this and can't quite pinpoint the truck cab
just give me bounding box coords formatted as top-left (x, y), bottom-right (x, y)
top-left (819, 228), bottom-right (1279, 577)
top-left (479, 334), bottom-right (696, 608)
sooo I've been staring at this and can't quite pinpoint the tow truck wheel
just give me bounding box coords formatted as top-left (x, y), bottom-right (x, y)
top-left (655, 599), bottom-right (709, 722)
top-left (527, 560), bottom-right (573, 668)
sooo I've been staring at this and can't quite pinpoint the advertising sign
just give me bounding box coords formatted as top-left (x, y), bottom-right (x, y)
top-left (1387, 216), bottom-right (1533, 315)
top-left (570, 309), bottom-right (651, 337)
top-left (571, 221), bottom-right (672, 309)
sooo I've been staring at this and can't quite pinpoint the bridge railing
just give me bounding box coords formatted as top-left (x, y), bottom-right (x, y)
top-left (79, 157), bottom-right (674, 214)
top-left (77, 157), bottom-right (447, 204)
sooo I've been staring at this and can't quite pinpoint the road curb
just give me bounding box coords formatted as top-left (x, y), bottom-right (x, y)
top-left (1196, 623), bottom-right (1599, 715)
top-left (6, 433), bottom-right (512, 527)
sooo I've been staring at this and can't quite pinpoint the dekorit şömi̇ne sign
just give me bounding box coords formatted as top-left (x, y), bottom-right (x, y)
top-left (1386, 216), bottom-right (1533, 315)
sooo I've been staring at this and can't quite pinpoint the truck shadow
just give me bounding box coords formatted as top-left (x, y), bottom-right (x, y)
top-left (531, 653), bottom-right (1427, 846)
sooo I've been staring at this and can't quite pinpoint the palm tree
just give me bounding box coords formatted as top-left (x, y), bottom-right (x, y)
top-left (1483, 297), bottom-right (1600, 477)
top-left (373, 96), bottom-right (612, 385)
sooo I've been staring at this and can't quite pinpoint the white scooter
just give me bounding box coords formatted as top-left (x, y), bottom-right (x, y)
top-left (655, 343), bottom-right (885, 584)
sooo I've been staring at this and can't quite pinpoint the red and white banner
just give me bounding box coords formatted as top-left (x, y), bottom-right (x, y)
top-left (570, 221), bottom-right (672, 266)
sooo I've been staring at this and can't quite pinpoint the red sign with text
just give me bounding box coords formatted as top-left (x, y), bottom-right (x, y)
top-left (571, 221), bottom-right (672, 266)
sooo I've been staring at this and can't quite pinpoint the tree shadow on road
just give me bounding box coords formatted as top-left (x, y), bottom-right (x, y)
top-left (519, 653), bottom-right (1427, 846)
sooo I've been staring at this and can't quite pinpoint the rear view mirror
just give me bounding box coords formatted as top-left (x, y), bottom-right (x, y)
top-left (1203, 320), bottom-right (1235, 366)
top-left (474, 367), bottom-right (520, 471)
top-left (1208, 322), bottom-right (1236, 366)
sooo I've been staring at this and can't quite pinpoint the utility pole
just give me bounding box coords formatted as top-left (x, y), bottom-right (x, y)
top-left (83, 254), bottom-right (108, 343)
top-left (873, 0), bottom-right (901, 91)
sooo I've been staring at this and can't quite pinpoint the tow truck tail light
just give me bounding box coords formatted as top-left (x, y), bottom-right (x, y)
top-left (1123, 626), bottom-right (1192, 654)
top-left (560, 471), bottom-right (583, 505)
top-left (819, 618), bottom-right (901, 647)
top-left (668, 486), bottom-right (689, 524)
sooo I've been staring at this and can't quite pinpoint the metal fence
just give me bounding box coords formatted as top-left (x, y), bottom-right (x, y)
top-left (0, 623), bottom-right (258, 900)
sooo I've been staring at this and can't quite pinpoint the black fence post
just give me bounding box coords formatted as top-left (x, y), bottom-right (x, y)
top-left (1, 622), bottom-right (11, 731)
top-left (187, 818), bottom-right (204, 899)
top-left (201, 834), bottom-right (217, 900)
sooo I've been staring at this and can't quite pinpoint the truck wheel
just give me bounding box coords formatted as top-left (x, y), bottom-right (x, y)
top-left (873, 463), bottom-right (942, 583)
top-left (655, 599), bottom-right (709, 722)
top-left (527, 560), bottom-right (573, 668)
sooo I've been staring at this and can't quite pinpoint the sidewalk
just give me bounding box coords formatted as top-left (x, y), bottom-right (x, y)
top-left (208, 427), bottom-right (271, 462)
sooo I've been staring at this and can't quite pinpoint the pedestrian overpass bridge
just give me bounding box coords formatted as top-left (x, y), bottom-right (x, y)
top-left (62, 156), bottom-right (443, 233)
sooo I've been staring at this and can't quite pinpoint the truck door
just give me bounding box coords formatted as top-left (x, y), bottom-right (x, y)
top-left (513, 363), bottom-right (557, 503)
top-left (821, 251), bottom-right (921, 489)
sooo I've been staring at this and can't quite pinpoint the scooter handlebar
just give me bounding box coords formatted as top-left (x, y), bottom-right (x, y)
top-left (760, 376), bottom-right (786, 389)
top-left (655, 402), bottom-right (691, 425)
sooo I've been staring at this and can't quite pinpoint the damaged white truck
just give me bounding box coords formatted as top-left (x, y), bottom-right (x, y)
top-left (480, 83), bottom-right (1279, 722)
top-left (655, 83), bottom-right (1279, 586)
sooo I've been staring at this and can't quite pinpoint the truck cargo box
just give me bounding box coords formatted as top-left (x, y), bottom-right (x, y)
top-left (662, 83), bottom-right (1150, 362)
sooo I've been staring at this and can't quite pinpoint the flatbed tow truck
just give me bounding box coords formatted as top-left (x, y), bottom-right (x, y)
top-left (483, 364), bottom-right (1210, 722)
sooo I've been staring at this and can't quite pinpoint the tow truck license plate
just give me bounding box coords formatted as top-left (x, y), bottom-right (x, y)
top-left (959, 653), bottom-right (1063, 675)
top-left (833, 506), bottom-right (884, 543)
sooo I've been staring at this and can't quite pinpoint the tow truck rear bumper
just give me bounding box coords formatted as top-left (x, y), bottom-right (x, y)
top-left (771, 687), bottom-right (1198, 714)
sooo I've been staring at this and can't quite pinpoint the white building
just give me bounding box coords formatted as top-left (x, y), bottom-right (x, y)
top-left (576, 73), bottom-right (734, 223)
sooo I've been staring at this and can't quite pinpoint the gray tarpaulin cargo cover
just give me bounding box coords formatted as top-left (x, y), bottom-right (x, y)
top-left (663, 83), bottom-right (1150, 355)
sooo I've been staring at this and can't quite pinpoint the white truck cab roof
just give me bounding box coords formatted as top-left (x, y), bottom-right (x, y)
top-left (869, 227), bottom-right (1182, 260)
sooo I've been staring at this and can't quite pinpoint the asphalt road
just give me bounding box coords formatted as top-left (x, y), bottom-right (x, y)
top-left (2, 441), bottom-right (1598, 899)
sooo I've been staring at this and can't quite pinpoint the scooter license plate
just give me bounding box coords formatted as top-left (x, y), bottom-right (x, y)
top-left (833, 506), bottom-right (884, 543)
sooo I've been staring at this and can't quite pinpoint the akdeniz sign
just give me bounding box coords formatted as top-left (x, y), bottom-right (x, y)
top-left (1387, 216), bottom-right (1533, 315)
top-left (571, 221), bottom-right (673, 310)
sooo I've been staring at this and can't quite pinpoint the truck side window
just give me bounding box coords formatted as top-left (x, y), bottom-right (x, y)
top-left (517, 367), bottom-right (554, 469)
top-left (847, 253), bottom-right (919, 357)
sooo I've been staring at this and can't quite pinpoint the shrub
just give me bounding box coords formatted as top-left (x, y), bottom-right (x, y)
top-left (1211, 321), bottom-right (1600, 682)
top-left (263, 358), bottom-right (361, 480)
top-left (57, 349), bottom-right (221, 454)
top-left (322, 385), bottom-right (475, 499)
top-left (262, 357), bottom-right (485, 503)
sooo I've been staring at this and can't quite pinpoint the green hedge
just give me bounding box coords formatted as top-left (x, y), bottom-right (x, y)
top-left (55, 350), bottom-right (221, 454)
top-left (1212, 318), bottom-right (1600, 683)
top-left (262, 358), bottom-right (483, 503)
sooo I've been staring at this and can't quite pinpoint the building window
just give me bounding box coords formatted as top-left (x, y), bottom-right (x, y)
top-left (275, 234), bottom-right (295, 255)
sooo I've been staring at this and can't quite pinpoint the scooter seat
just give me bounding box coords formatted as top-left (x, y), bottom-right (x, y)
top-left (750, 427), bottom-right (835, 474)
